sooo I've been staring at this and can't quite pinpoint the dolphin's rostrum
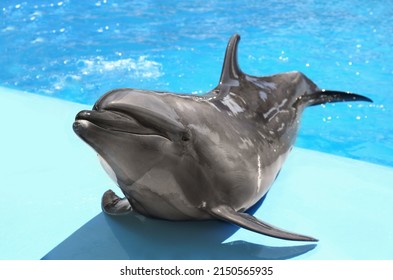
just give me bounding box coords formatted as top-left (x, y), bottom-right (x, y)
top-left (73, 34), bottom-right (372, 242)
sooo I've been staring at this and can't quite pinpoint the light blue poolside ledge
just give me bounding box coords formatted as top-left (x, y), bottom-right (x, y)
top-left (1, 86), bottom-right (392, 260)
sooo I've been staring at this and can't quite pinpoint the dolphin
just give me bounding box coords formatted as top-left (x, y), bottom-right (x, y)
top-left (73, 34), bottom-right (372, 241)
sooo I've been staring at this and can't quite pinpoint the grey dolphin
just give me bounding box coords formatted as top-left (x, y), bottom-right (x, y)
top-left (73, 34), bottom-right (372, 241)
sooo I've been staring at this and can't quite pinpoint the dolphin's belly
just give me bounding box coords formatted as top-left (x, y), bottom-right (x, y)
top-left (118, 146), bottom-right (291, 220)
top-left (125, 187), bottom-right (210, 220)
top-left (120, 167), bottom-right (211, 220)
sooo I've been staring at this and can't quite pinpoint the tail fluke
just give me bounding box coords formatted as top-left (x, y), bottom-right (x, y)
top-left (298, 90), bottom-right (373, 107)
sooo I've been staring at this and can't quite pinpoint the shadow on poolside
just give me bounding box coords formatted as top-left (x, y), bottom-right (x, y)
top-left (42, 198), bottom-right (316, 260)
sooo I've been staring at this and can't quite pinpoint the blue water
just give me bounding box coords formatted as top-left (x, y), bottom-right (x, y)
top-left (1, 0), bottom-right (392, 166)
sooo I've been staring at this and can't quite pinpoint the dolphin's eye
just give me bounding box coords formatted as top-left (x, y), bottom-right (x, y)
top-left (181, 131), bottom-right (191, 142)
top-left (181, 135), bottom-right (190, 142)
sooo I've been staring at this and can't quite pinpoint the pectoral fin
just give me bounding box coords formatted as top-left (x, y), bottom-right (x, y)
top-left (101, 189), bottom-right (132, 215)
top-left (208, 205), bottom-right (318, 242)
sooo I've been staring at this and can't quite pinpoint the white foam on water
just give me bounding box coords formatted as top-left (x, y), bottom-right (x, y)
top-left (79, 56), bottom-right (164, 79)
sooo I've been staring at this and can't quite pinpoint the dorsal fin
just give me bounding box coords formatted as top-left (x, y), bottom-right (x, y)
top-left (219, 34), bottom-right (243, 86)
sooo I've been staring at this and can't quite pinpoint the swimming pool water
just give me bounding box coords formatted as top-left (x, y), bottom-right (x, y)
top-left (1, 0), bottom-right (392, 166)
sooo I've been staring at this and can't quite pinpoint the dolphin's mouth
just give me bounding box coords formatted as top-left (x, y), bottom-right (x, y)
top-left (73, 109), bottom-right (171, 140)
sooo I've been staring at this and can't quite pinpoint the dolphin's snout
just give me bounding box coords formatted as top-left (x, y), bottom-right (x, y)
top-left (72, 119), bottom-right (88, 135)
top-left (75, 110), bottom-right (92, 121)
top-left (72, 121), bottom-right (80, 132)
top-left (73, 110), bottom-right (93, 135)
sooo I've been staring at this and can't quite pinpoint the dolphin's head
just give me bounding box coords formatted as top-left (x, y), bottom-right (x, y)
top-left (73, 89), bottom-right (192, 188)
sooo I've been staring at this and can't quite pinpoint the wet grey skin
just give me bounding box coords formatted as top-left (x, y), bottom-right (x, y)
top-left (73, 34), bottom-right (372, 242)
